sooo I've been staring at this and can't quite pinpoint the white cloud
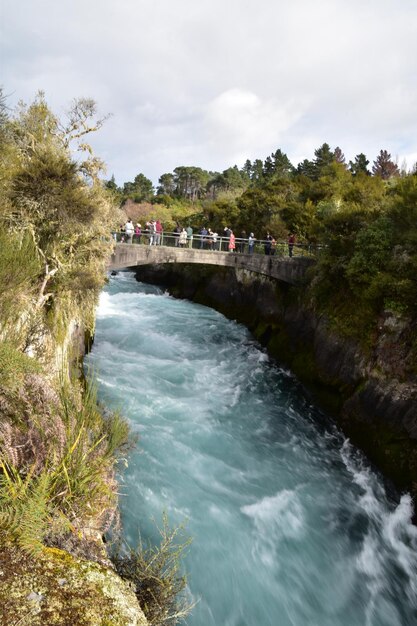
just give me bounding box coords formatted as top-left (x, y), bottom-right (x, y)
top-left (204, 89), bottom-right (305, 166)
top-left (1, 0), bottom-right (417, 183)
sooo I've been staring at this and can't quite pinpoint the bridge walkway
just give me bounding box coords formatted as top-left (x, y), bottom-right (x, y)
top-left (109, 239), bottom-right (316, 285)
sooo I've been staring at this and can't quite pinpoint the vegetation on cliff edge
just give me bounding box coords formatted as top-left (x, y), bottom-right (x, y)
top-left (0, 88), bottom-right (194, 625)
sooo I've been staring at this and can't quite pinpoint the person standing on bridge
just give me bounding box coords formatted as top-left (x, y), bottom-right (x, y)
top-left (212, 230), bottom-right (218, 251)
top-left (125, 219), bottom-right (134, 244)
top-left (264, 232), bottom-right (273, 255)
top-left (222, 226), bottom-right (231, 252)
top-left (288, 233), bottom-right (295, 257)
top-left (248, 233), bottom-right (256, 254)
top-left (179, 228), bottom-right (187, 248)
top-left (206, 228), bottom-right (214, 250)
top-left (200, 226), bottom-right (208, 249)
top-left (228, 230), bottom-right (236, 252)
top-left (186, 225), bottom-right (193, 248)
top-left (148, 220), bottom-right (156, 245)
top-left (173, 222), bottom-right (181, 246)
top-left (155, 219), bottom-right (163, 245)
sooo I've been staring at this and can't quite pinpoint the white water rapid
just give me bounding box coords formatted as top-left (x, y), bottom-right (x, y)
top-left (85, 272), bottom-right (417, 626)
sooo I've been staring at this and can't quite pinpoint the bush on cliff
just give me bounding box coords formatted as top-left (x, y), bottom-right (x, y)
top-left (0, 90), bottom-right (192, 624)
top-left (0, 91), bottom-right (127, 558)
top-left (0, 91), bottom-right (118, 351)
top-left (113, 514), bottom-right (194, 626)
top-left (0, 362), bottom-right (130, 557)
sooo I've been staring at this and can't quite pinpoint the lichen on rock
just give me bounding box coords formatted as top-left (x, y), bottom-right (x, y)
top-left (0, 543), bottom-right (148, 626)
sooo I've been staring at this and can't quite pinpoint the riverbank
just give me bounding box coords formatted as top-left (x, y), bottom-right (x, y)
top-left (133, 263), bottom-right (417, 510)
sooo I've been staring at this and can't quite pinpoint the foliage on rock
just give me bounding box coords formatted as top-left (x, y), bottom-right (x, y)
top-left (0, 90), bottom-right (130, 558)
top-left (113, 514), bottom-right (194, 626)
top-left (0, 362), bottom-right (130, 557)
top-left (0, 90), bottom-right (117, 352)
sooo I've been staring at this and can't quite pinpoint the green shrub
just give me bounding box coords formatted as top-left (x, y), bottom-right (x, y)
top-left (0, 374), bottom-right (131, 555)
top-left (0, 227), bottom-right (41, 339)
top-left (113, 514), bottom-right (194, 626)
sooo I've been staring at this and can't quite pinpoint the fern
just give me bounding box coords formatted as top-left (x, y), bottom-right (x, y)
top-left (0, 470), bottom-right (53, 555)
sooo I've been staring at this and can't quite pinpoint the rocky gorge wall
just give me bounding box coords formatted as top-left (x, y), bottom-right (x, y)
top-left (134, 263), bottom-right (417, 509)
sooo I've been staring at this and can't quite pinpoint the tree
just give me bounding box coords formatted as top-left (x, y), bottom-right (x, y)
top-left (372, 149), bottom-right (400, 180)
top-left (250, 159), bottom-right (264, 183)
top-left (122, 173), bottom-right (154, 202)
top-left (343, 171), bottom-right (386, 210)
top-left (388, 174), bottom-right (417, 235)
top-left (105, 174), bottom-right (118, 192)
top-left (241, 159), bottom-right (252, 179)
top-left (157, 173), bottom-right (176, 196)
top-left (346, 217), bottom-right (394, 292)
top-left (334, 146), bottom-right (346, 165)
top-left (297, 158), bottom-right (316, 179)
top-left (173, 166), bottom-right (210, 200)
top-left (313, 143), bottom-right (334, 177)
top-left (133, 173), bottom-right (154, 201)
top-left (236, 177), bottom-right (293, 234)
top-left (60, 97), bottom-right (111, 181)
top-left (349, 153), bottom-right (370, 176)
top-left (272, 149), bottom-right (294, 177)
top-left (206, 167), bottom-right (247, 200)
top-left (263, 155), bottom-right (274, 177)
top-left (1, 92), bottom-right (116, 344)
top-left (280, 198), bottom-right (317, 240)
top-left (261, 149), bottom-right (294, 179)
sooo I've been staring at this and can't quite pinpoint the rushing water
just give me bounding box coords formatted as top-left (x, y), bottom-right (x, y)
top-left (85, 271), bottom-right (417, 626)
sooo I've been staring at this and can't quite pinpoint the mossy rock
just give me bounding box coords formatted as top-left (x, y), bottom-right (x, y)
top-left (0, 543), bottom-right (148, 626)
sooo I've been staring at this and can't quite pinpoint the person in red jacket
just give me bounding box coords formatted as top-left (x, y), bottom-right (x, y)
top-left (228, 230), bottom-right (236, 252)
top-left (155, 219), bottom-right (163, 245)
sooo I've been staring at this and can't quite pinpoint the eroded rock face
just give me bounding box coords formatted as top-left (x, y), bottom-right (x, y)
top-left (0, 543), bottom-right (148, 626)
top-left (134, 263), bottom-right (417, 504)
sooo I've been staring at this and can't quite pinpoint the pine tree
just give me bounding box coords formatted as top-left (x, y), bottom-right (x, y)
top-left (372, 150), bottom-right (400, 180)
top-left (297, 159), bottom-right (316, 179)
top-left (334, 146), bottom-right (346, 165)
top-left (251, 159), bottom-right (264, 182)
top-left (313, 143), bottom-right (334, 177)
top-left (157, 173), bottom-right (176, 196)
top-left (241, 159), bottom-right (252, 179)
top-left (272, 149), bottom-right (294, 177)
top-left (263, 156), bottom-right (274, 177)
top-left (349, 153), bottom-right (370, 176)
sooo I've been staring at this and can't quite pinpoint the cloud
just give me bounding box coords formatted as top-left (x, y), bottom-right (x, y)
top-left (1, 0), bottom-right (417, 183)
top-left (204, 89), bottom-right (305, 166)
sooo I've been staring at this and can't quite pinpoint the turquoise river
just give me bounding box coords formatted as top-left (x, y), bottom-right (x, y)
top-left (85, 271), bottom-right (417, 626)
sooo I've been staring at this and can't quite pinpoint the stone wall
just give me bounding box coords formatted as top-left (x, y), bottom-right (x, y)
top-left (109, 242), bottom-right (315, 285)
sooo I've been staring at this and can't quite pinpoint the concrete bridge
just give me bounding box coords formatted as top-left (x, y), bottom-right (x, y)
top-left (109, 243), bottom-right (315, 285)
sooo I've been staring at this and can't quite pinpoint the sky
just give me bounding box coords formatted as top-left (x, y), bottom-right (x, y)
top-left (1, 0), bottom-right (417, 186)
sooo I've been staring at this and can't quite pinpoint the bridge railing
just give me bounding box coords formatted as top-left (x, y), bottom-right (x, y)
top-left (112, 231), bottom-right (321, 257)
